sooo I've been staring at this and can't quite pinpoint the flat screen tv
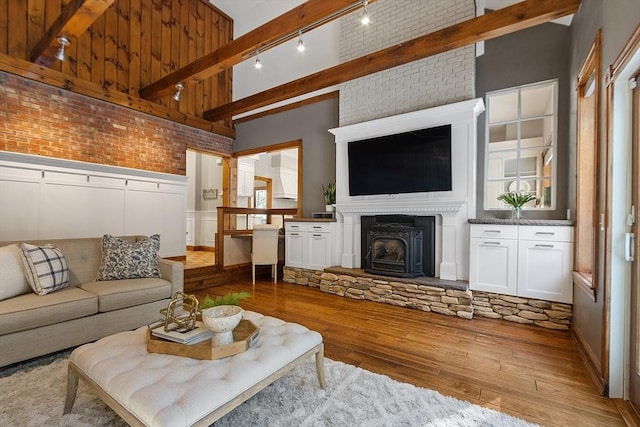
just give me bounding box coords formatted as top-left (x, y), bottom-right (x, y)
top-left (347, 124), bottom-right (452, 196)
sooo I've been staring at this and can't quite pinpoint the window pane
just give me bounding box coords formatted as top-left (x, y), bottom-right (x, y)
top-left (486, 180), bottom-right (512, 208)
top-left (488, 91), bottom-right (518, 123)
top-left (521, 83), bottom-right (555, 119)
top-left (484, 80), bottom-right (557, 210)
top-left (488, 122), bottom-right (520, 144)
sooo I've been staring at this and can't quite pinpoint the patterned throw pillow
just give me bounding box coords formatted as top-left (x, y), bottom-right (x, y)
top-left (96, 234), bottom-right (161, 281)
top-left (20, 243), bottom-right (70, 296)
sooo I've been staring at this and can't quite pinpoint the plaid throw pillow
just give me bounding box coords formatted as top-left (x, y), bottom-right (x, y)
top-left (20, 243), bottom-right (70, 295)
top-left (96, 234), bottom-right (161, 281)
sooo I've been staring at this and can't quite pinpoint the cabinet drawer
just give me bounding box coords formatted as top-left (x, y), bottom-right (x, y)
top-left (518, 226), bottom-right (574, 242)
top-left (285, 222), bottom-right (332, 233)
top-left (470, 224), bottom-right (518, 239)
top-left (307, 223), bottom-right (331, 233)
top-left (285, 222), bottom-right (306, 233)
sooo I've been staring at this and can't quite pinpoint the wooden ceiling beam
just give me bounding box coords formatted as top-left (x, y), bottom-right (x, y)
top-left (139, 0), bottom-right (376, 101)
top-left (203, 0), bottom-right (581, 121)
top-left (31, 0), bottom-right (114, 67)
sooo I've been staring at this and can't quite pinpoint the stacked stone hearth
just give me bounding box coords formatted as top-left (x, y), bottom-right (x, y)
top-left (284, 267), bottom-right (473, 320)
top-left (283, 266), bottom-right (572, 330)
top-left (473, 291), bottom-right (572, 330)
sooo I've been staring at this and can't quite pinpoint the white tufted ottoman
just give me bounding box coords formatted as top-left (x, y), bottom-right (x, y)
top-left (63, 311), bottom-right (324, 426)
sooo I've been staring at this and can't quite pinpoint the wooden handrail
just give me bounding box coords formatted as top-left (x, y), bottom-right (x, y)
top-left (215, 207), bottom-right (298, 271)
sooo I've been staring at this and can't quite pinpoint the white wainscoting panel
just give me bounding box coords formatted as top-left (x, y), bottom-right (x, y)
top-left (0, 151), bottom-right (187, 257)
top-left (42, 172), bottom-right (125, 239)
top-left (186, 211), bottom-right (195, 246)
top-left (198, 211), bottom-right (217, 247)
top-left (0, 166), bottom-right (41, 240)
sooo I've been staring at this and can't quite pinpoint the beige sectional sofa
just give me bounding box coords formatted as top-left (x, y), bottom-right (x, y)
top-left (0, 236), bottom-right (183, 368)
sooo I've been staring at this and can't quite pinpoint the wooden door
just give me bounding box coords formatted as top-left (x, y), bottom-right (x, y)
top-left (630, 76), bottom-right (640, 410)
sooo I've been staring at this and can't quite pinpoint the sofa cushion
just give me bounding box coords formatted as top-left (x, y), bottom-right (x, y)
top-left (0, 287), bottom-right (97, 335)
top-left (0, 245), bottom-right (31, 301)
top-left (20, 243), bottom-right (70, 295)
top-left (96, 235), bottom-right (161, 281)
top-left (80, 278), bottom-right (172, 312)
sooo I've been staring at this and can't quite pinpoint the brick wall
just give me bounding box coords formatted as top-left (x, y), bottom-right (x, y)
top-left (0, 72), bottom-right (233, 175)
top-left (339, 0), bottom-right (476, 125)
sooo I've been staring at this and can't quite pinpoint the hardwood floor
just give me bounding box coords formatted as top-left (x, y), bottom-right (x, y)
top-left (190, 276), bottom-right (627, 427)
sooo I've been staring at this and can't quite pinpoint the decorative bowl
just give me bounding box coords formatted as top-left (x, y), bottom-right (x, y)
top-left (200, 305), bottom-right (243, 346)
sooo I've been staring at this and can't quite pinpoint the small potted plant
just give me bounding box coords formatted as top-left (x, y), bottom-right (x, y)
top-left (199, 291), bottom-right (251, 310)
top-left (321, 182), bottom-right (336, 212)
top-left (497, 191), bottom-right (536, 220)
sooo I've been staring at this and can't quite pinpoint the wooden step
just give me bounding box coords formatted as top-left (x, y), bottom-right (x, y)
top-left (184, 264), bottom-right (283, 292)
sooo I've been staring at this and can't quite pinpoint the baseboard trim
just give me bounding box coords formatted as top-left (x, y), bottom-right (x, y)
top-left (571, 324), bottom-right (607, 395)
top-left (187, 246), bottom-right (215, 252)
top-left (613, 398), bottom-right (640, 427)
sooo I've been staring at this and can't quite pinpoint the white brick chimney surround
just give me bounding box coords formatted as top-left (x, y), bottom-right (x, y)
top-left (329, 98), bottom-right (484, 281)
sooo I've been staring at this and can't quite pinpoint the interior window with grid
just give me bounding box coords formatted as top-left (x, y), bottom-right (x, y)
top-left (485, 80), bottom-right (557, 210)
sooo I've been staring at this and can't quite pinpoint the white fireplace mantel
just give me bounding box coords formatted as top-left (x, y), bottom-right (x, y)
top-left (329, 98), bottom-right (484, 281)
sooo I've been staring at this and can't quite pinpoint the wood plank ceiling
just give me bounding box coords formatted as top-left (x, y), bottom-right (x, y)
top-left (0, 0), bottom-right (580, 135)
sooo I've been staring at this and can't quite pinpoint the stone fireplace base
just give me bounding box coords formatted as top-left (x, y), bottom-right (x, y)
top-left (282, 266), bottom-right (572, 330)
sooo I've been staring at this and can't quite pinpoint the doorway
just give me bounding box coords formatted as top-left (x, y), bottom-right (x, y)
top-left (186, 149), bottom-right (225, 264)
top-left (234, 140), bottom-right (303, 225)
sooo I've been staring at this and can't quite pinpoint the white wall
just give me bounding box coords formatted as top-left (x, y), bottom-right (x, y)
top-left (186, 150), bottom-right (224, 248)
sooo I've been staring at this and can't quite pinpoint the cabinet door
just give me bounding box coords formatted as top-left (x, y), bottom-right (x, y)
top-left (469, 237), bottom-right (518, 295)
top-left (517, 240), bottom-right (573, 303)
top-left (285, 231), bottom-right (305, 268)
top-left (237, 162), bottom-right (254, 197)
top-left (307, 232), bottom-right (330, 270)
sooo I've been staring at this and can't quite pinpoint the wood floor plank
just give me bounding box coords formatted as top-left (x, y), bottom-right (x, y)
top-left (186, 275), bottom-right (627, 427)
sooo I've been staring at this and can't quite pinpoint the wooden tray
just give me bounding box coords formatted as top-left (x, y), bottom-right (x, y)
top-left (146, 319), bottom-right (260, 360)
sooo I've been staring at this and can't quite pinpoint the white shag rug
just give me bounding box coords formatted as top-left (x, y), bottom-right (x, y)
top-left (0, 353), bottom-right (537, 427)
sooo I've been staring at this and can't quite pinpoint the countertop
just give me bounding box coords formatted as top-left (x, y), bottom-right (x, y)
top-left (468, 218), bottom-right (574, 226)
top-left (285, 218), bottom-right (337, 223)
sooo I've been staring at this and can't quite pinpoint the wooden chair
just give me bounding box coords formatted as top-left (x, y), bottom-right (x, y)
top-left (251, 224), bottom-right (280, 284)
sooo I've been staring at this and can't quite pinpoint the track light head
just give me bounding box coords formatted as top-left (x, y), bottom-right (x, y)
top-left (361, 0), bottom-right (370, 25)
top-left (297, 30), bottom-right (305, 52)
top-left (254, 50), bottom-right (262, 69)
top-left (54, 36), bottom-right (70, 62)
top-left (172, 83), bottom-right (184, 102)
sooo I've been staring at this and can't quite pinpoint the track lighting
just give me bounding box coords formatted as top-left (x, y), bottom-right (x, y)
top-left (254, 50), bottom-right (262, 69)
top-left (54, 36), bottom-right (70, 62)
top-left (361, 0), bottom-right (370, 25)
top-left (172, 83), bottom-right (184, 102)
top-left (240, 1), bottom-right (373, 67)
top-left (296, 30), bottom-right (305, 52)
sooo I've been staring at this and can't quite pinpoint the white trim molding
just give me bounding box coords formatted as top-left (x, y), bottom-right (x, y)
top-left (329, 98), bottom-right (485, 281)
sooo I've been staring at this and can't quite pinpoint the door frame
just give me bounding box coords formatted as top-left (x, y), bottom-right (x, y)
top-left (234, 139), bottom-right (303, 218)
top-left (606, 23), bottom-right (640, 399)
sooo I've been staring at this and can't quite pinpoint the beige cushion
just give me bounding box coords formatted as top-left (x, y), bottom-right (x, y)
top-left (0, 245), bottom-right (31, 301)
top-left (81, 278), bottom-right (172, 312)
top-left (0, 287), bottom-right (97, 335)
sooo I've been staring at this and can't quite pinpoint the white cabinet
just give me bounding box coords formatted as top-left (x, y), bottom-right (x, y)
top-left (237, 158), bottom-right (255, 197)
top-left (285, 228), bottom-right (305, 268)
top-left (469, 224), bottom-right (574, 303)
top-left (469, 225), bottom-right (518, 295)
top-left (285, 221), bottom-right (335, 270)
top-left (517, 226), bottom-right (574, 303)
